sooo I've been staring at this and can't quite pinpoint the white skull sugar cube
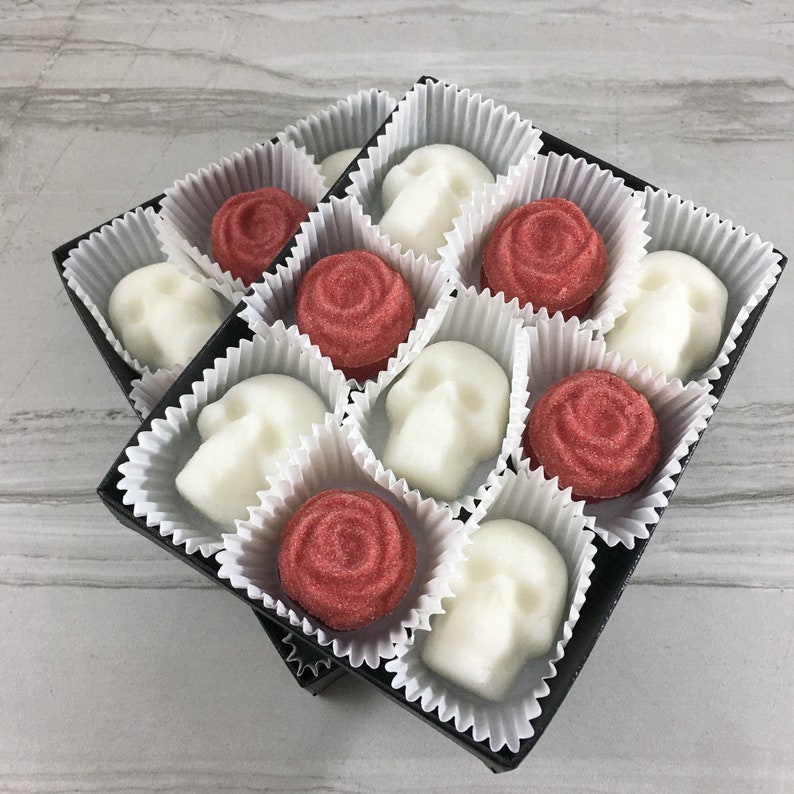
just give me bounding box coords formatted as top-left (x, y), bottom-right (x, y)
top-left (378, 144), bottom-right (494, 260)
top-left (604, 250), bottom-right (728, 381)
top-left (381, 340), bottom-right (510, 502)
top-left (421, 518), bottom-right (569, 702)
top-left (175, 374), bottom-right (327, 527)
top-left (108, 261), bottom-right (226, 372)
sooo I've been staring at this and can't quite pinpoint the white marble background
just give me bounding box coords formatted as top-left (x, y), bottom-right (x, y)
top-left (2, 1), bottom-right (792, 791)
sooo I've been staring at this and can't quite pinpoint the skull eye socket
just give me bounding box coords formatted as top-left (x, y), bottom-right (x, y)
top-left (415, 367), bottom-right (440, 392)
top-left (459, 385), bottom-right (484, 413)
top-left (515, 583), bottom-right (541, 613)
top-left (223, 398), bottom-right (247, 422)
top-left (123, 297), bottom-right (144, 325)
top-left (403, 160), bottom-right (428, 178)
top-left (259, 424), bottom-right (282, 453)
top-left (466, 555), bottom-right (498, 584)
top-left (638, 270), bottom-right (668, 292)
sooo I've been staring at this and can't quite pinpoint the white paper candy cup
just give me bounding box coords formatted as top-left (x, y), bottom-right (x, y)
top-left (277, 88), bottom-right (398, 190)
top-left (62, 206), bottom-right (235, 383)
top-left (280, 632), bottom-right (334, 678)
top-left (345, 286), bottom-right (529, 516)
top-left (157, 139), bottom-right (327, 295)
top-left (129, 368), bottom-right (182, 419)
top-left (518, 313), bottom-right (717, 548)
top-left (448, 151), bottom-right (650, 334)
top-left (117, 324), bottom-right (348, 557)
top-left (633, 187), bottom-right (784, 385)
top-left (346, 79), bottom-right (542, 266)
top-left (386, 466), bottom-right (596, 753)
top-left (216, 421), bottom-right (470, 669)
top-left (239, 195), bottom-right (456, 387)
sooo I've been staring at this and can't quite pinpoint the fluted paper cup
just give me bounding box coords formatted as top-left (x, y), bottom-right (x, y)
top-left (217, 421), bottom-right (469, 669)
top-left (387, 467), bottom-right (596, 753)
top-left (613, 187), bottom-right (785, 384)
top-left (62, 206), bottom-right (235, 385)
top-left (128, 368), bottom-right (183, 419)
top-left (238, 195), bottom-right (456, 386)
top-left (277, 88), bottom-right (398, 190)
top-left (280, 631), bottom-right (334, 678)
top-left (516, 313), bottom-right (717, 547)
top-left (346, 286), bottom-right (529, 516)
top-left (157, 139), bottom-right (327, 295)
top-left (448, 151), bottom-right (650, 333)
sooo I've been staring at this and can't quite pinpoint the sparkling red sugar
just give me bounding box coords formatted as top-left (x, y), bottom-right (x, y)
top-left (523, 369), bottom-right (661, 502)
top-left (211, 186), bottom-right (309, 286)
top-left (294, 249), bottom-right (414, 380)
top-left (278, 489), bottom-right (417, 632)
top-left (481, 197), bottom-right (607, 318)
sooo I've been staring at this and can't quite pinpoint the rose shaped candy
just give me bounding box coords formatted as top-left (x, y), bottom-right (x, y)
top-left (482, 197), bottom-right (607, 319)
top-left (523, 369), bottom-right (660, 502)
top-left (278, 489), bottom-right (417, 631)
top-left (211, 186), bottom-right (309, 286)
top-left (295, 249), bottom-right (414, 381)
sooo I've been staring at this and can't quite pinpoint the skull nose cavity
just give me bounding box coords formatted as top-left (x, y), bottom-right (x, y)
top-left (448, 175), bottom-right (472, 199)
top-left (458, 385), bottom-right (483, 413)
top-left (155, 273), bottom-right (180, 295)
top-left (467, 558), bottom-right (497, 584)
top-left (404, 160), bottom-right (428, 177)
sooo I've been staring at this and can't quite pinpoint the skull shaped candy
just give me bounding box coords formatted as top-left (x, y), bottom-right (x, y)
top-left (378, 144), bottom-right (494, 260)
top-left (108, 261), bottom-right (226, 371)
top-left (421, 518), bottom-right (569, 701)
top-left (318, 147), bottom-right (360, 189)
top-left (604, 250), bottom-right (728, 381)
top-left (175, 374), bottom-right (327, 527)
top-left (381, 341), bottom-right (510, 502)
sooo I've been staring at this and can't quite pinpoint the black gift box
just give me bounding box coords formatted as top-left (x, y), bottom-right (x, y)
top-left (56, 77), bottom-right (787, 771)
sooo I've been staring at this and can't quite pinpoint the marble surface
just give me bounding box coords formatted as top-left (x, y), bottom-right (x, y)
top-left (2, 1), bottom-right (792, 791)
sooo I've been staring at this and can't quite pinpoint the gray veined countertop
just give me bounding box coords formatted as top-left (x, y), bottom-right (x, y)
top-left (2, 1), bottom-right (792, 791)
